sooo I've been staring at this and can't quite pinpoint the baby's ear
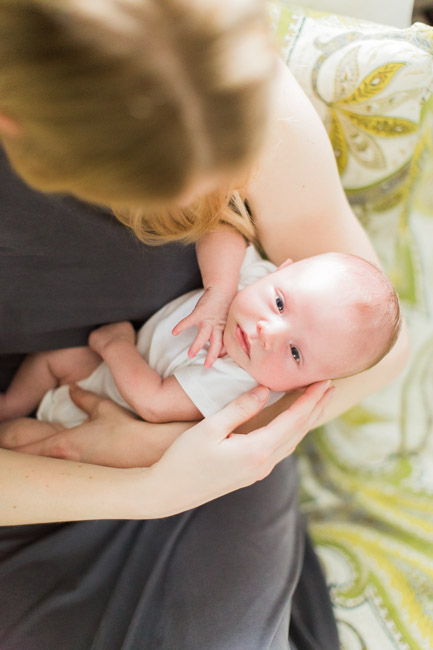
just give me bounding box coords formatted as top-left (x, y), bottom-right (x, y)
top-left (277, 258), bottom-right (293, 270)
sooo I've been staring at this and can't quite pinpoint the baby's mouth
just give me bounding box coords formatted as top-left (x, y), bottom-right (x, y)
top-left (235, 324), bottom-right (250, 358)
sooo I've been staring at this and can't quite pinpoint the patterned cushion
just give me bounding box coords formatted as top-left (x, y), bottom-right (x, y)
top-left (269, 3), bottom-right (433, 649)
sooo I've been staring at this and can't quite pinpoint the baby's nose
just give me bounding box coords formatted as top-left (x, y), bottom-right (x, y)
top-left (257, 319), bottom-right (283, 350)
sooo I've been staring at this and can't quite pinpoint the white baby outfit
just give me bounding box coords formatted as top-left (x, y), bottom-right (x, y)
top-left (37, 245), bottom-right (283, 427)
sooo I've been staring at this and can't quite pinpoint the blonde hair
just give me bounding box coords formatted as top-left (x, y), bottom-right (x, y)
top-left (115, 187), bottom-right (256, 245)
top-left (0, 0), bottom-right (276, 242)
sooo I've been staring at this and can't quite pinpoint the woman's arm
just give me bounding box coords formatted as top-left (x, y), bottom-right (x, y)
top-left (0, 380), bottom-right (334, 524)
top-left (247, 58), bottom-right (384, 266)
top-left (245, 57), bottom-right (410, 422)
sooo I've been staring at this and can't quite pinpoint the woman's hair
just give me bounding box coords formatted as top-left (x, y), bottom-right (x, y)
top-left (115, 187), bottom-right (257, 244)
top-left (0, 0), bottom-right (276, 242)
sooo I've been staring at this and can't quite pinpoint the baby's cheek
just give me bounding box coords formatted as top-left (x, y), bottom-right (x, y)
top-left (260, 359), bottom-right (298, 392)
top-left (252, 358), bottom-right (283, 389)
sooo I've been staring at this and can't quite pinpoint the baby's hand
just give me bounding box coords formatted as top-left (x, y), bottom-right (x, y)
top-left (89, 321), bottom-right (136, 357)
top-left (172, 287), bottom-right (231, 368)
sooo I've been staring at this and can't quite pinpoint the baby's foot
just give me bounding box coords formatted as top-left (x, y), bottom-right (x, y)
top-left (89, 321), bottom-right (136, 357)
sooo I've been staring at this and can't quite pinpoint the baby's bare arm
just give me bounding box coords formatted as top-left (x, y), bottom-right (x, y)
top-left (173, 229), bottom-right (247, 367)
top-left (89, 322), bottom-right (202, 422)
top-left (196, 229), bottom-right (246, 299)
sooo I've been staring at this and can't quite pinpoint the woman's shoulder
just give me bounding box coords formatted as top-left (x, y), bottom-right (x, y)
top-left (247, 55), bottom-right (339, 190)
top-left (244, 55), bottom-right (349, 264)
top-left (270, 56), bottom-right (315, 121)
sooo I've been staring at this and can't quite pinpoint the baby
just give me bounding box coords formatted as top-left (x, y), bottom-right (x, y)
top-left (0, 244), bottom-right (401, 428)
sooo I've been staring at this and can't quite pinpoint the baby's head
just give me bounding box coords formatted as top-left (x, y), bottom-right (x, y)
top-left (223, 252), bottom-right (401, 392)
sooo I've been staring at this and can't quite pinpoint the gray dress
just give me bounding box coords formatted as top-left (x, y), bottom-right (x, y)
top-left (0, 148), bottom-right (339, 650)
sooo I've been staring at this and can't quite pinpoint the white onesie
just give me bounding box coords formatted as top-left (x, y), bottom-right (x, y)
top-left (37, 245), bottom-right (283, 427)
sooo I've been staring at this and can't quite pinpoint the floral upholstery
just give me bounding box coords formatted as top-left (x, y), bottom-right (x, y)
top-left (269, 3), bottom-right (433, 649)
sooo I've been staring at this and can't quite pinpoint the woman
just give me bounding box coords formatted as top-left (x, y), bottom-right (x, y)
top-left (0, 1), bottom-right (408, 649)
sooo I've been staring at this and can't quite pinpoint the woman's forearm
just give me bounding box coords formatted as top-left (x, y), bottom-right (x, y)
top-left (0, 383), bottom-right (336, 524)
top-left (0, 447), bottom-right (157, 525)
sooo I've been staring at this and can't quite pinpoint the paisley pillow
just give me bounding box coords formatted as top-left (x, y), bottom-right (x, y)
top-left (269, 4), bottom-right (433, 650)
top-left (269, 2), bottom-right (433, 302)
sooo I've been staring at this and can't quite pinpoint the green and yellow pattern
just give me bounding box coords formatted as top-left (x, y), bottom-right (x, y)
top-left (269, 3), bottom-right (433, 648)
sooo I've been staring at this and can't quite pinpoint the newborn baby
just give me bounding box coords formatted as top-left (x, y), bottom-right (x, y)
top-left (0, 246), bottom-right (401, 427)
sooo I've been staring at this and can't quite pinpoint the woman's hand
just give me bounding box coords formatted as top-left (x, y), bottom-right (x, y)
top-left (0, 384), bottom-right (189, 468)
top-left (0, 380), bottom-right (334, 517)
top-left (143, 379), bottom-right (334, 516)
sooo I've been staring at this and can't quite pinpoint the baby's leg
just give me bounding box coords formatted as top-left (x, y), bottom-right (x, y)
top-left (0, 347), bottom-right (100, 421)
top-left (43, 347), bottom-right (101, 386)
top-left (88, 321), bottom-right (135, 356)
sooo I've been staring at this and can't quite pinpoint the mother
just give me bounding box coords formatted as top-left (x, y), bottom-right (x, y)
top-left (0, 1), bottom-right (408, 649)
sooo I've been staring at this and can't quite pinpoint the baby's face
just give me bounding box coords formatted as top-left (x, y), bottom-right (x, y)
top-left (223, 257), bottom-right (365, 392)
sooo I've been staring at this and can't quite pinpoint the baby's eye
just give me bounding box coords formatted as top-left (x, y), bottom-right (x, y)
top-left (275, 295), bottom-right (284, 312)
top-left (291, 346), bottom-right (300, 364)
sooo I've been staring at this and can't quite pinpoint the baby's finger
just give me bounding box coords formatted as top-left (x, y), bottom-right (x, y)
top-left (204, 332), bottom-right (223, 368)
top-left (172, 313), bottom-right (196, 336)
top-left (218, 344), bottom-right (227, 358)
top-left (188, 322), bottom-right (212, 358)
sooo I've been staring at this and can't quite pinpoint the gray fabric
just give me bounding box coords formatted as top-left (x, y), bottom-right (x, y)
top-left (0, 461), bottom-right (337, 650)
top-left (290, 532), bottom-right (340, 650)
top-left (0, 148), bottom-right (339, 650)
top-left (0, 148), bottom-right (202, 387)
